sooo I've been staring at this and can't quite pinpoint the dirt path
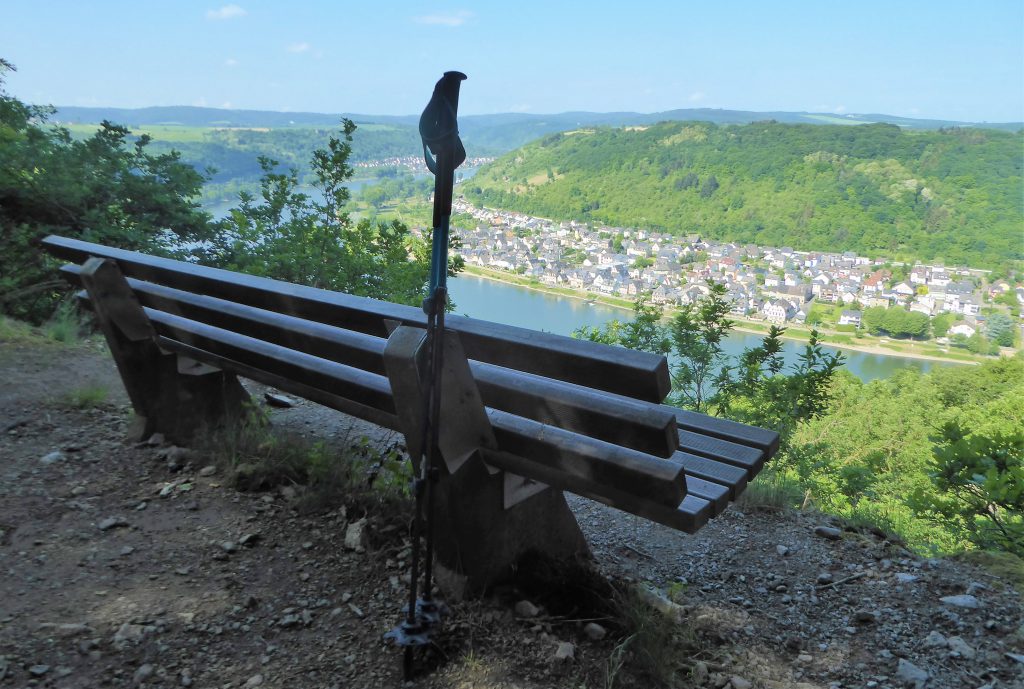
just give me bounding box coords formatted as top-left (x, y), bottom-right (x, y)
top-left (0, 337), bottom-right (1021, 688)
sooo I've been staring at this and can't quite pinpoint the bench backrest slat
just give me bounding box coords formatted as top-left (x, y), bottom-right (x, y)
top-left (46, 236), bottom-right (669, 401)
top-left (64, 264), bottom-right (679, 458)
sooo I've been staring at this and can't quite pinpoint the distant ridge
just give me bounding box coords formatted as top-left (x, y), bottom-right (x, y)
top-left (54, 104), bottom-right (1022, 130)
top-left (53, 105), bottom-right (1022, 156)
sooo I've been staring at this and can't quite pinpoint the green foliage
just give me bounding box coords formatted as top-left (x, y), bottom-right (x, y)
top-left (913, 420), bottom-right (1023, 556)
top-left (994, 289), bottom-right (1020, 316)
top-left (580, 284), bottom-right (842, 454)
top-left (737, 468), bottom-right (806, 511)
top-left (664, 283), bottom-right (842, 450)
top-left (862, 306), bottom-right (930, 338)
top-left (792, 357), bottom-right (1024, 554)
top-left (669, 282), bottom-right (737, 413)
top-left (208, 119), bottom-right (456, 306)
top-left (467, 121), bottom-right (1023, 270)
top-left (932, 312), bottom-right (956, 338)
top-left (42, 301), bottom-right (86, 343)
top-left (986, 312), bottom-right (1015, 347)
top-left (573, 296), bottom-right (670, 355)
top-left (0, 60), bottom-right (214, 322)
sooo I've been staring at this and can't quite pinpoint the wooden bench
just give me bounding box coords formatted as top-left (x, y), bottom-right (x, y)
top-left (44, 234), bottom-right (779, 588)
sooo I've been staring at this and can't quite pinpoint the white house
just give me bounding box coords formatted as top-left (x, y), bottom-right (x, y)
top-left (949, 322), bottom-right (977, 338)
top-left (839, 310), bottom-right (862, 327)
top-left (763, 299), bottom-right (796, 324)
top-left (893, 282), bottom-right (915, 297)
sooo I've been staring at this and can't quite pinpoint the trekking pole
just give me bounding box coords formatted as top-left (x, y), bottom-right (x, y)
top-left (419, 70), bottom-right (467, 607)
top-left (385, 71), bottom-right (466, 681)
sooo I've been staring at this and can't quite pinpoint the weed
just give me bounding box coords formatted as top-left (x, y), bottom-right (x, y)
top-left (953, 550), bottom-right (1024, 590)
top-left (43, 301), bottom-right (86, 343)
top-left (609, 583), bottom-right (702, 687)
top-left (0, 315), bottom-right (42, 343)
top-left (738, 469), bottom-right (804, 512)
top-left (603, 633), bottom-right (634, 689)
top-left (197, 401), bottom-right (411, 512)
top-left (62, 384), bottom-right (109, 409)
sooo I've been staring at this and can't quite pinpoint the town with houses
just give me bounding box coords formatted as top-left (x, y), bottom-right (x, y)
top-left (447, 198), bottom-right (1024, 343)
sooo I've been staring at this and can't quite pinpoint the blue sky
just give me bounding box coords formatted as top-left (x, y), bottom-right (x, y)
top-left (3, 1), bottom-right (1022, 121)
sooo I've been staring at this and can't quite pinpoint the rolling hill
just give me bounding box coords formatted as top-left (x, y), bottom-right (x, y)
top-left (54, 105), bottom-right (1022, 158)
top-left (465, 121), bottom-right (1023, 270)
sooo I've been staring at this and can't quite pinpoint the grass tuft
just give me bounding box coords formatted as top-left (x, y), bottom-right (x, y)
top-left (608, 583), bottom-right (703, 687)
top-left (61, 384), bottom-right (109, 409)
top-left (0, 315), bottom-right (41, 344)
top-left (738, 469), bottom-right (805, 512)
top-left (197, 403), bottom-right (410, 512)
top-left (43, 301), bottom-right (86, 343)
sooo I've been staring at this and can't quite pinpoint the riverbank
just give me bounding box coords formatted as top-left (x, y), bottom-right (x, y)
top-left (462, 265), bottom-right (985, 366)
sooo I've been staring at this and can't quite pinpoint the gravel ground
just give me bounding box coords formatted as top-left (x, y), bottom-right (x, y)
top-left (1, 338), bottom-right (1021, 688)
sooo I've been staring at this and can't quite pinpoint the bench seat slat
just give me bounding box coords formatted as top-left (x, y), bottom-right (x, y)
top-left (487, 409), bottom-right (687, 507)
top-left (46, 236), bottom-right (669, 401)
top-left (667, 406), bottom-right (780, 456)
top-left (673, 452), bottom-right (748, 499)
top-left (683, 476), bottom-right (731, 515)
top-left (677, 430), bottom-right (765, 479)
top-left (145, 308), bottom-right (397, 416)
top-left (471, 363), bottom-right (677, 458)
top-left (480, 449), bottom-right (712, 534)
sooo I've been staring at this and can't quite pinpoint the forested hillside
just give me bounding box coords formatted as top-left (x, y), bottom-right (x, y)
top-left (466, 121), bottom-right (1023, 270)
top-left (63, 123), bottom-right (421, 184)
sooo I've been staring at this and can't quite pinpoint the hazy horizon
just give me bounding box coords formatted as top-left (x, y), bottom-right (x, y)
top-left (3, 0), bottom-right (1022, 123)
top-left (48, 102), bottom-right (1024, 125)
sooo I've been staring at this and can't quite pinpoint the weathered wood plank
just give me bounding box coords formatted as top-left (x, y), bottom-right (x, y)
top-left (683, 476), bottom-right (731, 515)
top-left (677, 430), bottom-right (765, 479)
top-left (158, 338), bottom-right (402, 432)
top-left (47, 237), bottom-right (669, 401)
top-left (666, 405), bottom-right (780, 457)
top-left (144, 309), bottom-right (398, 416)
top-left (673, 451), bottom-right (748, 499)
top-left (487, 409), bottom-right (687, 507)
top-left (470, 363), bottom-right (678, 458)
top-left (63, 265), bottom-right (678, 457)
top-left (480, 448), bottom-right (711, 534)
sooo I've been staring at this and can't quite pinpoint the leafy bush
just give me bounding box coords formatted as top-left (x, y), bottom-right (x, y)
top-left (0, 60), bottom-right (214, 322)
top-left (913, 421), bottom-right (1023, 556)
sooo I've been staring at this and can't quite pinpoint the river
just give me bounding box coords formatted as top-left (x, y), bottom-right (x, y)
top-left (203, 167), bottom-right (477, 220)
top-left (447, 274), bottom-right (953, 383)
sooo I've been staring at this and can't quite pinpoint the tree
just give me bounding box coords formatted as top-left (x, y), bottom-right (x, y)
top-left (995, 290), bottom-right (1020, 317)
top-left (932, 312), bottom-right (955, 339)
top-left (699, 174), bottom-right (719, 199)
top-left (209, 119), bottom-right (459, 306)
top-left (577, 283), bottom-right (844, 455)
top-left (986, 313), bottom-right (1015, 348)
top-left (0, 59), bottom-right (214, 322)
top-left (862, 306), bottom-right (888, 335)
top-left (574, 296), bottom-right (670, 356)
top-left (669, 282), bottom-right (735, 413)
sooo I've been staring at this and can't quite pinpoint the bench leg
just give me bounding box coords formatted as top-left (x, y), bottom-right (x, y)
top-left (383, 324), bottom-right (588, 594)
top-left (430, 455), bottom-right (589, 595)
top-left (79, 257), bottom-right (249, 444)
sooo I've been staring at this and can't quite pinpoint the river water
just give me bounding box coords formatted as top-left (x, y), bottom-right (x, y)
top-left (447, 274), bottom-right (952, 383)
